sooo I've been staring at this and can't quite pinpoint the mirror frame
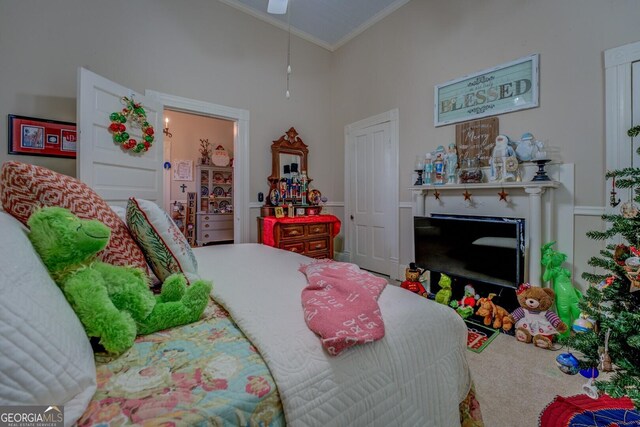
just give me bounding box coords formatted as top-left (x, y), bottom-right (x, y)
top-left (267, 127), bottom-right (312, 189)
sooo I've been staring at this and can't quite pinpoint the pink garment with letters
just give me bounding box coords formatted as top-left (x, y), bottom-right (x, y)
top-left (299, 260), bottom-right (387, 355)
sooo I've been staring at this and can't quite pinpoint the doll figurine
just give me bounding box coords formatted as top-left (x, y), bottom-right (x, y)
top-left (446, 143), bottom-right (458, 184)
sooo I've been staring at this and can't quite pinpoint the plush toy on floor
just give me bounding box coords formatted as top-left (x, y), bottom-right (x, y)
top-left (435, 273), bottom-right (453, 305)
top-left (475, 293), bottom-right (513, 330)
top-left (27, 207), bottom-right (212, 354)
top-left (400, 262), bottom-right (428, 298)
top-left (450, 284), bottom-right (480, 318)
top-left (508, 283), bottom-right (567, 349)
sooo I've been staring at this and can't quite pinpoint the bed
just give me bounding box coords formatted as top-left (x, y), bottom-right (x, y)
top-left (78, 244), bottom-right (480, 426)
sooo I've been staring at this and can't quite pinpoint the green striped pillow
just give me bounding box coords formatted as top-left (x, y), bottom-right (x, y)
top-left (126, 198), bottom-right (199, 284)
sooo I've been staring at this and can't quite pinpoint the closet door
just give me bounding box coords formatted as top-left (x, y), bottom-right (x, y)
top-left (77, 67), bottom-right (164, 207)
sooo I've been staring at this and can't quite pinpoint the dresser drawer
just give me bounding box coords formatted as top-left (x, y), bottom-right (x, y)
top-left (200, 220), bottom-right (233, 230)
top-left (280, 224), bottom-right (305, 240)
top-left (280, 241), bottom-right (305, 254)
top-left (306, 237), bottom-right (328, 253)
top-left (199, 214), bottom-right (233, 222)
top-left (201, 229), bottom-right (233, 243)
top-left (307, 223), bottom-right (329, 236)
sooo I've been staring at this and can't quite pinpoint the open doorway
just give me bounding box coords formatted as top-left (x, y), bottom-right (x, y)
top-left (164, 110), bottom-right (235, 246)
top-left (146, 90), bottom-right (250, 245)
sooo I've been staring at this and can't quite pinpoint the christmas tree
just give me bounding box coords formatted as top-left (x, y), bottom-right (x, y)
top-left (572, 124), bottom-right (640, 407)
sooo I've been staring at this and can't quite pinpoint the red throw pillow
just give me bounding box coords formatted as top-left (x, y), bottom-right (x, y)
top-left (1, 161), bottom-right (148, 273)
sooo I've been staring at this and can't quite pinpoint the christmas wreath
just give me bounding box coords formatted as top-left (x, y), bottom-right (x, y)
top-left (109, 96), bottom-right (155, 153)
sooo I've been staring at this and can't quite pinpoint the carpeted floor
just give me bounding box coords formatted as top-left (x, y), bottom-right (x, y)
top-left (467, 332), bottom-right (586, 427)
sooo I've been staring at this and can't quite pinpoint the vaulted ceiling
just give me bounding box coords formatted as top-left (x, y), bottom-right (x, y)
top-left (219, 0), bottom-right (411, 51)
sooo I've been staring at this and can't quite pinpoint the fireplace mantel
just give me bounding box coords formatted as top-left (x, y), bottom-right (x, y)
top-left (409, 167), bottom-right (571, 287)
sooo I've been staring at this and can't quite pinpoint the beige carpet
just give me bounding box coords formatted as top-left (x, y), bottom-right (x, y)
top-left (467, 333), bottom-right (586, 427)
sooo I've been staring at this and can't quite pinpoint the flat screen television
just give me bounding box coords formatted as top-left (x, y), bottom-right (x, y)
top-left (414, 214), bottom-right (525, 289)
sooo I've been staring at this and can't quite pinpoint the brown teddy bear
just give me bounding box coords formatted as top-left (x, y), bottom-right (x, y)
top-left (400, 263), bottom-right (428, 298)
top-left (508, 283), bottom-right (567, 349)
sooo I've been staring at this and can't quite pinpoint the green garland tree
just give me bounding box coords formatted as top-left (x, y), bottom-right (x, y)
top-left (571, 124), bottom-right (640, 407)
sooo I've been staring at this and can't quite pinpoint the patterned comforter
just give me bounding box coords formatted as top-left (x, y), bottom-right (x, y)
top-left (76, 300), bottom-right (285, 426)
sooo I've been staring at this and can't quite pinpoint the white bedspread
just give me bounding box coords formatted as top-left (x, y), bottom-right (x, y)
top-left (195, 244), bottom-right (471, 427)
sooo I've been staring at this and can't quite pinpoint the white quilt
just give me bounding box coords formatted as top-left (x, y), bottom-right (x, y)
top-left (195, 244), bottom-right (471, 427)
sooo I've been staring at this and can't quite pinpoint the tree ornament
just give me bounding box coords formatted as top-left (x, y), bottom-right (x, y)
top-left (621, 200), bottom-right (639, 218)
top-left (572, 313), bottom-right (594, 333)
top-left (108, 96), bottom-right (155, 153)
top-left (579, 367), bottom-right (600, 399)
top-left (598, 329), bottom-right (613, 372)
top-left (556, 352), bottom-right (580, 375)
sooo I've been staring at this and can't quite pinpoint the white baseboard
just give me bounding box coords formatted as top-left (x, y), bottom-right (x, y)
top-left (334, 251), bottom-right (350, 262)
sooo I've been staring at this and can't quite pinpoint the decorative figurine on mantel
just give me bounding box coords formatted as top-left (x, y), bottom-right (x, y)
top-left (490, 134), bottom-right (518, 182)
top-left (511, 132), bottom-right (547, 162)
top-left (424, 152), bottom-right (433, 184)
top-left (433, 145), bottom-right (446, 185)
top-left (446, 143), bottom-right (458, 184)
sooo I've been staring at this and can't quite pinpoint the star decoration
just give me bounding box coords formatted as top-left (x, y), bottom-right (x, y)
top-left (498, 189), bottom-right (509, 201)
top-left (463, 190), bottom-right (472, 201)
top-left (434, 189), bottom-right (441, 200)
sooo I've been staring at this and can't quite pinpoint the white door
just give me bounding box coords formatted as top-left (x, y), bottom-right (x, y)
top-left (77, 68), bottom-right (164, 207)
top-left (348, 122), bottom-right (393, 274)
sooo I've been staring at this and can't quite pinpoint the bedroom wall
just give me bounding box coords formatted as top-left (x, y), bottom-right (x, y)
top-left (0, 0), bottom-right (335, 241)
top-left (329, 0), bottom-right (640, 288)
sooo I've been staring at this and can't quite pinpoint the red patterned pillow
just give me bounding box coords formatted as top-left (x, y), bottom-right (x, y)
top-left (1, 161), bottom-right (148, 272)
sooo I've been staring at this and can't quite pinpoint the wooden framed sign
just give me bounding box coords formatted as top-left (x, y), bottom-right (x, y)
top-left (455, 117), bottom-right (499, 167)
top-left (435, 54), bottom-right (539, 127)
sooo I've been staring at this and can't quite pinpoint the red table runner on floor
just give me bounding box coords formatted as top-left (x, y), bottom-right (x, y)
top-left (262, 215), bottom-right (341, 247)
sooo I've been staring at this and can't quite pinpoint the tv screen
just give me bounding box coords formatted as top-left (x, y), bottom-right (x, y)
top-left (414, 215), bottom-right (525, 288)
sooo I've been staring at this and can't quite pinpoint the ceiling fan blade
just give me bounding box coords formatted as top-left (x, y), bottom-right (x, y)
top-left (267, 0), bottom-right (288, 14)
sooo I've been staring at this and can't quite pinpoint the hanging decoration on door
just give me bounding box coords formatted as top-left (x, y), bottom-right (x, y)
top-left (108, 96), bottom-right (155, 153)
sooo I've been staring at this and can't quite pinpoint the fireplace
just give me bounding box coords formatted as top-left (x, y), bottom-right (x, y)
top-left (414, 214), bottom-right (525, 311)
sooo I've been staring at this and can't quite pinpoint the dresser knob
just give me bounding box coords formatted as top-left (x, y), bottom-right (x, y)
top-left (312, 228), bottom-right (320, 232)
top-left (315, 244), bottom-right (322, 248)
top-left (205, 224), bottom-right (210, 228)
top-left (291, 248), bottom-right (298, 252)
top-left (291, 230), bottom-right (298, 235)
top-left (204, 216), bottom-right (210, 220)
top-left (204, 234), bottom-right (209, 238)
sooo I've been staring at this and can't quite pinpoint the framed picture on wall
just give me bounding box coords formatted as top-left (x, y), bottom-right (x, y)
top-left (173, 160), bottom-right (193, 181)
top-left (8, 115), bottom-right (77, 158)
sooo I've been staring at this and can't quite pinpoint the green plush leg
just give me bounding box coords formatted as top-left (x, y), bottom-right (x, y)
top-left (137, 280), bottom-right (212, 335)
top-left (63, 270), bottom-right (137, 354)
top-left (157, 273), bottom-right (187, 303)
top-left (93, 262), bottom-right (156, 322)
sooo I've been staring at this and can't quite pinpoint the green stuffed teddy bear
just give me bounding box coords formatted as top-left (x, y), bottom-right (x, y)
top-left (27, 206), bottom-right (212, 354)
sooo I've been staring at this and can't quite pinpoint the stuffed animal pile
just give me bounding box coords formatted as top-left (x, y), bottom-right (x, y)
top-left (28, 207), bottom-right (212, 354)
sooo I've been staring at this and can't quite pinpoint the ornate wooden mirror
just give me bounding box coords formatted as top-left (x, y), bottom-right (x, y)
top-left (267, 127), bottom-right (312, 194)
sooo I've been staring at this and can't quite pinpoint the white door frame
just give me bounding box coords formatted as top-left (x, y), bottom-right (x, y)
top-left (605, 40), bottom-right (640, 213)
top-left (344, 109), bottom-right (399, 279)
top-left (146, 90), bottom-right (250, 244)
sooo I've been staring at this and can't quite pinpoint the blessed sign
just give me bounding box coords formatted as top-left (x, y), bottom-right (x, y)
top-left (455, 117), bottom-right (499, 167)
top-left (435, 54), bottom-right (539, 127)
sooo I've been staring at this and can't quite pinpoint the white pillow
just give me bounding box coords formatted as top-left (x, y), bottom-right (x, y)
top-left (126, 198), bottom-right (200, 284)
top-left (0, 211), bottom-right (96, 426)
top-left (109, 204), bottom-right (127, 224)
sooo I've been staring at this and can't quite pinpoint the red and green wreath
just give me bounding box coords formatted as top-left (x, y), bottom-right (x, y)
top-left (108, 96), bottom-right (155, 153)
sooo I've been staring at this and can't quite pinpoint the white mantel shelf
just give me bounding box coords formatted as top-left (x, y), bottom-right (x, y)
top-left (410, 179), bottom-right (562, 286)
top-left (409, 180), bottom-right (559, 192)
